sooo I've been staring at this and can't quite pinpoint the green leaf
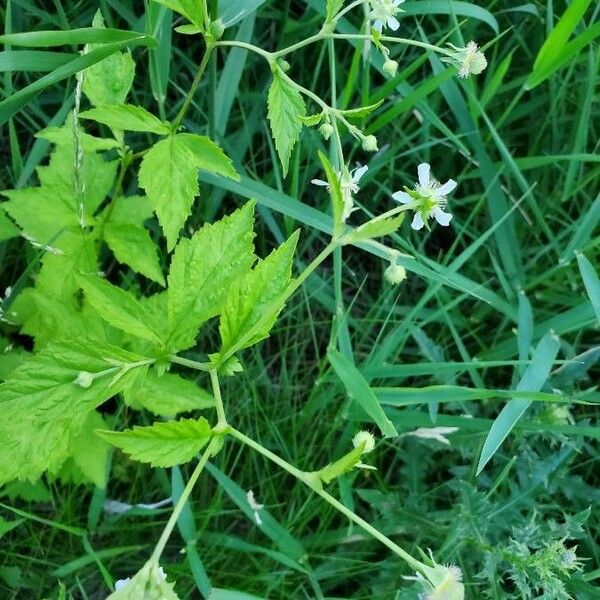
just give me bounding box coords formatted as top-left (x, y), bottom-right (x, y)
top-left (267, 70), bottom-right (305, 176)
top-left (166, 202), bottom-right (256, 352)
top-left (576, 252), bottom-right (600, 322)
top-left (139, 133), bottom-right (238, 250)
top-left (317, 151), bottom-right (344, 233)
top-left (326, 0), bottom-right (345, 21)
top-left (219, 230), bottom-right (299, 357)
top-left (36, 123), bottom-right (119, 151)
top-left (316, 445), bottom-right (364, 484)
top-left (526, 0), bottom-right (593, 89)
top-left (97, 417), bottom-right (212, 467)
top-left (327, 348), bottom-right (397, 437)
top-left (477, 331), bottom-right (561, 474)
top-left (151, 0), bottom-right (204, 27)
top-left (0, 339), bottom-right (148, 484)
top-left (338, 99), bottom-right (384, 119)
top-left (124, 371), bottom-right (214, 416)
top-left (104, 223), bottom-right (165, 286)
top-left (66, 410), bottom-right (110, 488)
top-left (78, 274), bottom-right (161, 344)
top-left (80, 104), bottom-right (171, 134)
top-left (81, 12), bottom-right (135, 107)
top-left (346, 213), bottom-right (405, 242)
top-left (0, 208), bottom-right (19, 241)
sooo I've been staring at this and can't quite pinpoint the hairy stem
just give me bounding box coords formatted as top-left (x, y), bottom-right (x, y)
top-left (210, 369), bottom-right (227, 427)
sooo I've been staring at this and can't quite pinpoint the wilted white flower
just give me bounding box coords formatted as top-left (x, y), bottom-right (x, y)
top-left (405, 426), bottom-right (459, 445)
top-left (362, 134), bottom-right (379, 152)
top-left (369, 0), bottom-right (405, 32)
top-left (392, 163), bottom-right (456, 230)
top-left (246, 490), bottom-right (264, 525)
top-left (406, 557), bottom-right (464, 600)
top-left (312, 164), bottom-right (368, 221)
top-left (384, 263), bottom-right (406, 285)
top-left (383, 58), bottom-right (399, 77)
top-left (443, 41), bottom-right (487, 78)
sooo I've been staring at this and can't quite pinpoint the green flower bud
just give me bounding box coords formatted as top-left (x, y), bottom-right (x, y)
top-left (74, 371), bottom-right (94, 388)
top-left (352, 430), bottom-right (376, 453)
top-left (362, 134), bottom-right (378, 152)
top-left (384, 263), bottom-right (406, 285)
top-left (319, 123), bottom-right (335, 140)
top-left (383, 59), bottom-right (398, 77)
top-left (208, 19), bottom-right (225, 40)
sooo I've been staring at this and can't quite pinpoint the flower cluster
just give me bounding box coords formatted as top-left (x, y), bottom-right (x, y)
top-left (443, 41), bottom-right (488, 78)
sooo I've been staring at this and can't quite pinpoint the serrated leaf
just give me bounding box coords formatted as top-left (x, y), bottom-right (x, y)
top-left (78, 274), bottom-right (161, 343)
top-left (139, 133), bottom-right (238, 250)
top-left (219, 230), bottom-right (299, 357)
top-left (80, 104), bottom-right (171, 134)
top-left (104, 223), bottom-right (165, 285)
top-left (97, 417), bottom-right (212, 467)
top-left (82, 12), bottom-right (135, 107)
top-left (151, 0), bottom-right (203, 27)
top-left (0, 339), bottom-right (148, 484)
top-left (267, 71), bottom-right (305, 176)
top-left (339, 99), bottom-right (384, 119)
top-left (166, 202), bottom-right (256, 352)
top-left (317, 151), bottom-right (344, 233)
top-left (0, 208), bottom-right (19, 241)
top-left (36, 124), bottom-right (120, 151)
top-left (299, 113), bottom-right (323, 126)
top-left (124, 371), bottom-right (214, 416)
top-left (328, 348), bottom-right (397, 437)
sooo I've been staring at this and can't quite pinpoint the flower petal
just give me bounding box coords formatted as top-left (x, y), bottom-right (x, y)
top-left (353, 164), bottom-right (368, 183)
top-left (373, 20), bottom-right (383, 32)
top-left (387, 16), bottom-right (400, 30)
top-left (417, 162), bottom-right (431, 186)
top-left (311, 178), bottom-right (329, 187)
top-left (411, 212), bottom-right (425, 230)
top-left (392, 191), bottom-right (411, 203)
top-left (437, 179), bottom-right (457, 196)
top-left (433, 208), bottom-right (453, 226)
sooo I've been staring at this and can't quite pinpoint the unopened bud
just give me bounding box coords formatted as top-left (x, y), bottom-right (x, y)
top-left (362, 134), bottom-right (378, 152)
top-left (384, 263), bottom-right (406, 285)
top-left (74, 371), bottom-right (94, 388)
top-left (353, 430), bottom-right (376, 453)
top-left (208, 19), bottom-right (225, 40)
top-left (383, 59), bottom-right (398, 77)
top-left (319, 123), bottom-right (334, 140)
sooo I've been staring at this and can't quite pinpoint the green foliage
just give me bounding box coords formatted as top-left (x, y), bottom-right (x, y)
top-left (97, 417), bottom-right (212, 467)
top-left (267, 69), bottom-right (306, 176)
top-left (139, 133), bottom-right (238, 250)
top-left (0, 340), bottom-right (148, 484)
top-left (80, 104), bottom-right (171, 134)
top-left (106, 561), bottom-right (180, 600)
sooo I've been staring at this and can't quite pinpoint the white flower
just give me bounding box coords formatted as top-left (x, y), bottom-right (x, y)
top-left (392, 163), bottom-right (456, 230)
top-left (443, 41), bottom-right (487, 78)
top-left (312, 164), bottom-right (368, 221)
top-left (405, 427), bottom-right (459, 445)
top-left (369, 0), bottom-right (404, 32)
top-left (352, 430), bottom-right (376, 453)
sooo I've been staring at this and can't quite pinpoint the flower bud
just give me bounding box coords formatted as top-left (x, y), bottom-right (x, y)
top-left (384, 263), bottom-right (406, 285)
top-left (352, 430), bottom-right (376, 453)
top-left (319, 123), bottom-right (334, 140)
top-left (208, 19), bottom-right (225, 40)
top-left (74, 371), bottom-right (94, 388)
top-left (362, 134), bottom-right (378, 152)
top-left (383, 59), bottom-right (398, 77)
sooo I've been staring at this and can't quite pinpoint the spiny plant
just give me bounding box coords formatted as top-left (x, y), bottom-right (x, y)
top-left (0, 1), bottom-right (597, 599)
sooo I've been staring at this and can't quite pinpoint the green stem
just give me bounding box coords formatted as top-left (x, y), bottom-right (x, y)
top-left (172, 45), bottom-right (214, 129)
top-left (214, 40), bottom-right (273, 60)
top-left (228, 427), bottom-right (425, 573)
top-left (210, 369), bottom-right (227, 427)
top-left (150, 439), bottom-right (217, 563)
top-left (333, 0), bottom-right (366, 22)
top-left (284, 240), bottom-right (337, 299)
top-left (168, 355), bottom-right (211, 371)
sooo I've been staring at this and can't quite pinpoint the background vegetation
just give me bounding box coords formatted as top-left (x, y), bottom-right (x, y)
top-left (0, 0), bottom-right (598, 598)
